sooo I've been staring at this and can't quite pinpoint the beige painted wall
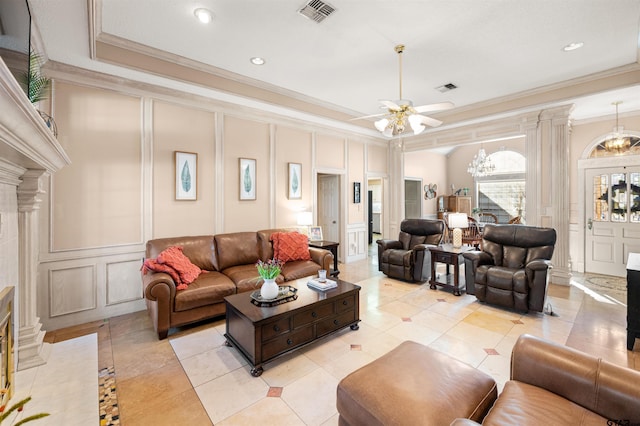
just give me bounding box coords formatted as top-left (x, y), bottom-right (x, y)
top-left (275, 126), bottom-right (313, 227)
top-left (52, 83), bottom-right (142, 250)
top-left (348, 141), bottom-right (365, 224)
top-left (316, 133), bottom-right (345, 170)
top-left (223, 116), bottom-right (271, 232)
top-left (404, 151), bottom-right (447, 217)
top-left (367, 144), bottom-right (388, 174)
top-left (153, 101), bottom-right (216, 237)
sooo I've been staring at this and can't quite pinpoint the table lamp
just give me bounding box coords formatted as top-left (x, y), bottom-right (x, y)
top-left (297, 211), bottom-right (313, 237)
top-left (448, 213), bottom-right (469, 248)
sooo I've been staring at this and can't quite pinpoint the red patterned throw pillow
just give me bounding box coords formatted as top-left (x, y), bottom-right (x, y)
top-left (156, 246), bottom-right (202, 285)
top-left (142, 258), bottom-right (183, 287)
top-left (271, 232), bottom-right (311, 262)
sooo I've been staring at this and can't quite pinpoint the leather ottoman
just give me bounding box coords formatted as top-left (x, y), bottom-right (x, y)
top-left (336, 340), bottom-right (497, 426)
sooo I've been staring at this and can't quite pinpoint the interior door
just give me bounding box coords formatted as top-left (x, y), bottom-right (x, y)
top-left (585, 167), bottom-right (640, 276)
top-left (317, 174), bottom-right (339, 242)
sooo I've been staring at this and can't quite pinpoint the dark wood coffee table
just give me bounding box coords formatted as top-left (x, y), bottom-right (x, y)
top-left (224, 278), bottom-right (360, 376)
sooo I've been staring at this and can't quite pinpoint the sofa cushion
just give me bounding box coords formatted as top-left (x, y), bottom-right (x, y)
top-left (213, 232), bottom-right (260, 271)
top-left (222, 264), bottom-right (284, 294)
top-left (146, 235), bottom-right (216, 271)
top-left (482, 381), bottom-right (607, 426)
top-left (382, 249), bottom-right (412, 267)
top-left (281, 260), bottom-right (321, 281)
top-left (271, 232), bottom-right (311, 262)
top-left (156, 246), bottom-right (202, 285)
top-left (174, 271), bottom-right (236, 312)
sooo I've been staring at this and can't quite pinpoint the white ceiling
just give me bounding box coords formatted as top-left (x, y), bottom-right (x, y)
top-left (28, 0), bottom-right (640, 127)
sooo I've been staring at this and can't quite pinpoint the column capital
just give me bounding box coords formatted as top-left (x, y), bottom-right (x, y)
top-left (17, 170), bottom-right (46, 212)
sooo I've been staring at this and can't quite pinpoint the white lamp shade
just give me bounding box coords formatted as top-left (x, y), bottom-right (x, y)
top-left (374, 118), bottom-right (389, 132)
top-left (408, 115), bottom-right (426, 135)
top-left (448, 213), bottom-right (469, 229)
top-left (297, 211), bottom-right (313, 226)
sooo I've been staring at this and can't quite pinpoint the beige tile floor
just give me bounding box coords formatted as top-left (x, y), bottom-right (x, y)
top-left (41, 245), bottom-right (639, 425)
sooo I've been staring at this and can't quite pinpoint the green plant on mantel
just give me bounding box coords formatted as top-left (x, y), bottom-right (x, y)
top-left (19, 51), bottom-right (51, 104)
top-left (0, 396), bottom-right (49, 425)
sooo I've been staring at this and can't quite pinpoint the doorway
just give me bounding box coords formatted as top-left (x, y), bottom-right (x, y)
top-left (317, 174), bottom-right (340, 243)
top-left (368, 178), bottom-right (383, 245)
top-left (404, 178), bottom-right (422, 219)
top-left (585, 166), bottom-right (640, 276)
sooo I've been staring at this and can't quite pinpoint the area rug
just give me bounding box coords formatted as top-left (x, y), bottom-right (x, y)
top-left (582, 274), bottom-right (627, 304)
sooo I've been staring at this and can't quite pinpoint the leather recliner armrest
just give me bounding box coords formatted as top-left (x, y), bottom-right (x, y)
top-left (524, 259), bottom-right (552, 311)
top-left (376, 239), bottom-right (403, 251)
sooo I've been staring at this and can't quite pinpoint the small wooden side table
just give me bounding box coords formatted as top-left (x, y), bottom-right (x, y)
top-left (429, 245), bottom-right (473, 296)
top-left (308, 240), bottom-right (340, 276)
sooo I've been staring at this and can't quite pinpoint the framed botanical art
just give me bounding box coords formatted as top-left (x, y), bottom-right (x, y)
top-left (288, 162), bottom-right (302, 199)
top-left (239, 158), bottom-right (256, 200)
top-left (308, 226), bottom-right (323, 241)
top-left (175, 151), bottom-right (197, 200)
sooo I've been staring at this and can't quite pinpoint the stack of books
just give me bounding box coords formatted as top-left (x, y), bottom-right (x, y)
top-left (307, 278), bottom-right (338, 291)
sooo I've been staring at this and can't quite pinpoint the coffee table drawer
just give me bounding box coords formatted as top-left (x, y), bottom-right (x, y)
top-left (336, 294), bottom-right (356, 313)
top-left (261, 317), bottom-right (291, 341)
top-left (293, 303), bottom-right (334, 327)
top-left (317, 310), bottom-right (356, 337)
top-left (262, 327), bottom-right (314, 360)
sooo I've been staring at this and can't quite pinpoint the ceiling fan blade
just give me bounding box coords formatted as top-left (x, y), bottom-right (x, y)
top-left (415, 114), bottom-right (443, 128)
top-left (379, 100), bottom-right (402, 111)
top-left (413, 102), bottom-right (455, 113)
top-left (349, 112), bottom-right (389, 121)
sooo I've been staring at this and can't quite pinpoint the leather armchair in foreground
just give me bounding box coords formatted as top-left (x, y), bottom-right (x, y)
top-left (376, 219), bottom-right (444, 282)
top-left (462, 224), bottom-right (556, 312)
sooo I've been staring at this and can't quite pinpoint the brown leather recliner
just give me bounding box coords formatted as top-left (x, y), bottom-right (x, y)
top-left (462, 224), bottom-right (556, 312)
top-left (377, 219), bottom-right (444, 282)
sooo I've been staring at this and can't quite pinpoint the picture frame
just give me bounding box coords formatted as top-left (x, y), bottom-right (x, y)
top-left (175, 151), bottom-right (197, 200)
top-left (308, 226), bottom-right (323, 241)
top-left (353, 182), bottom-right (361, 204)
top-left (239, 158), bottom-right (257, 200)
top-left (288, 163), bottom-right (302, 199)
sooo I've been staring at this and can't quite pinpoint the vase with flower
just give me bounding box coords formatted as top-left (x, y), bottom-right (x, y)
top-left (255, 258), bottom-right (284, 300)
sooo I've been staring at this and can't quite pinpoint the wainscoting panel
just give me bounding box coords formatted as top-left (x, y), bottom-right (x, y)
top-left (49, 265), bottom-right (97, 317)
top-left (346, 223), bottom-right (367, 263)
top-left (106, 259), bottom-right (144, 305)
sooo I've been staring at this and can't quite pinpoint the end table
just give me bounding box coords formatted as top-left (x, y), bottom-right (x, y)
top-left (308, 240), bottom-right (339, 276)
top-left (428, 245), bottom-right (473, 296)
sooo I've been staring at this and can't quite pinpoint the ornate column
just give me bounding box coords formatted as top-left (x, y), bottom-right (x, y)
top-left (17, 170), bottom-right (48, 370)
top-left (537, 105), bottom-right (574, 285)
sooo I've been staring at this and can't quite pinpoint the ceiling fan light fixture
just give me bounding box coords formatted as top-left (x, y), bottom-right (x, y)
top-left (408, 114), bottom-right (426, 135)
top-left (374, 118), bottom-right (389, 132)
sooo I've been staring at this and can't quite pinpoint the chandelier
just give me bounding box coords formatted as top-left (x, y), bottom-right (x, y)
top-left (467, 147), bottom-right (495, 178)
top-left (603, 101), bottom-right (631, 153)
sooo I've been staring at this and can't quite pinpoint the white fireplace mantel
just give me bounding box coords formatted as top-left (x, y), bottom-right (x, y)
top-left (0, 58), bottom-right (70, 370)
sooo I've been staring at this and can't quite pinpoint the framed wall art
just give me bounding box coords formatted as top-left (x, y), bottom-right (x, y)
top-left (239, 158), bottom-right (256, 200)
top-left (175, 151), bottom-right (197, 200)
top-left (288, 163), bottom-right (302, 199)
top-left (353, 182), bottom-right (361, 203)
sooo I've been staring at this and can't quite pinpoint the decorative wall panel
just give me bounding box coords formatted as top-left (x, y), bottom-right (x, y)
top-left (106, 260), bottom-right (143, 305)
top-left (49, 265), bottom-right (96, 317)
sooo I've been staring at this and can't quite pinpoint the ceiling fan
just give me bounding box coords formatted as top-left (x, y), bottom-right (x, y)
top-left (354, 44), bottom-right (454, 137)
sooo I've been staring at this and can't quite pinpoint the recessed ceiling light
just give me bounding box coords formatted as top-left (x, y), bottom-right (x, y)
top-left (194, 8), bottom-right (213, 24)
top-left (250, 57), bottom-right (266, 65)
top-left (562, 42), bottom-right (584, 52)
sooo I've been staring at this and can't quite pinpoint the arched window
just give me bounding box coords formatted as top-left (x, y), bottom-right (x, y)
top-left (475, 150), bottom-right (525, 223)
top-left (589, 135), bottom-right (640, 158)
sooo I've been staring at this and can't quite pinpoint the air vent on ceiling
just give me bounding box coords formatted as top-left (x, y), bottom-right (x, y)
top-left (435, 83), bottom-right (458, 93)
top-left (298, 0), bottom-right (336, 23)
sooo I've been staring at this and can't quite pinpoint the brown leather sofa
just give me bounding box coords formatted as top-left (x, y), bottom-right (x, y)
top-left (142, 229), bottom-right (333, 339)
top-left (376, 219), bottom-right (444, 282)
top-left (452, 334), bottom-right (640, 425)
top-left (462, 224), bottom-right (556, 312)
top-left (336, 334), bottom-right (640, 425)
